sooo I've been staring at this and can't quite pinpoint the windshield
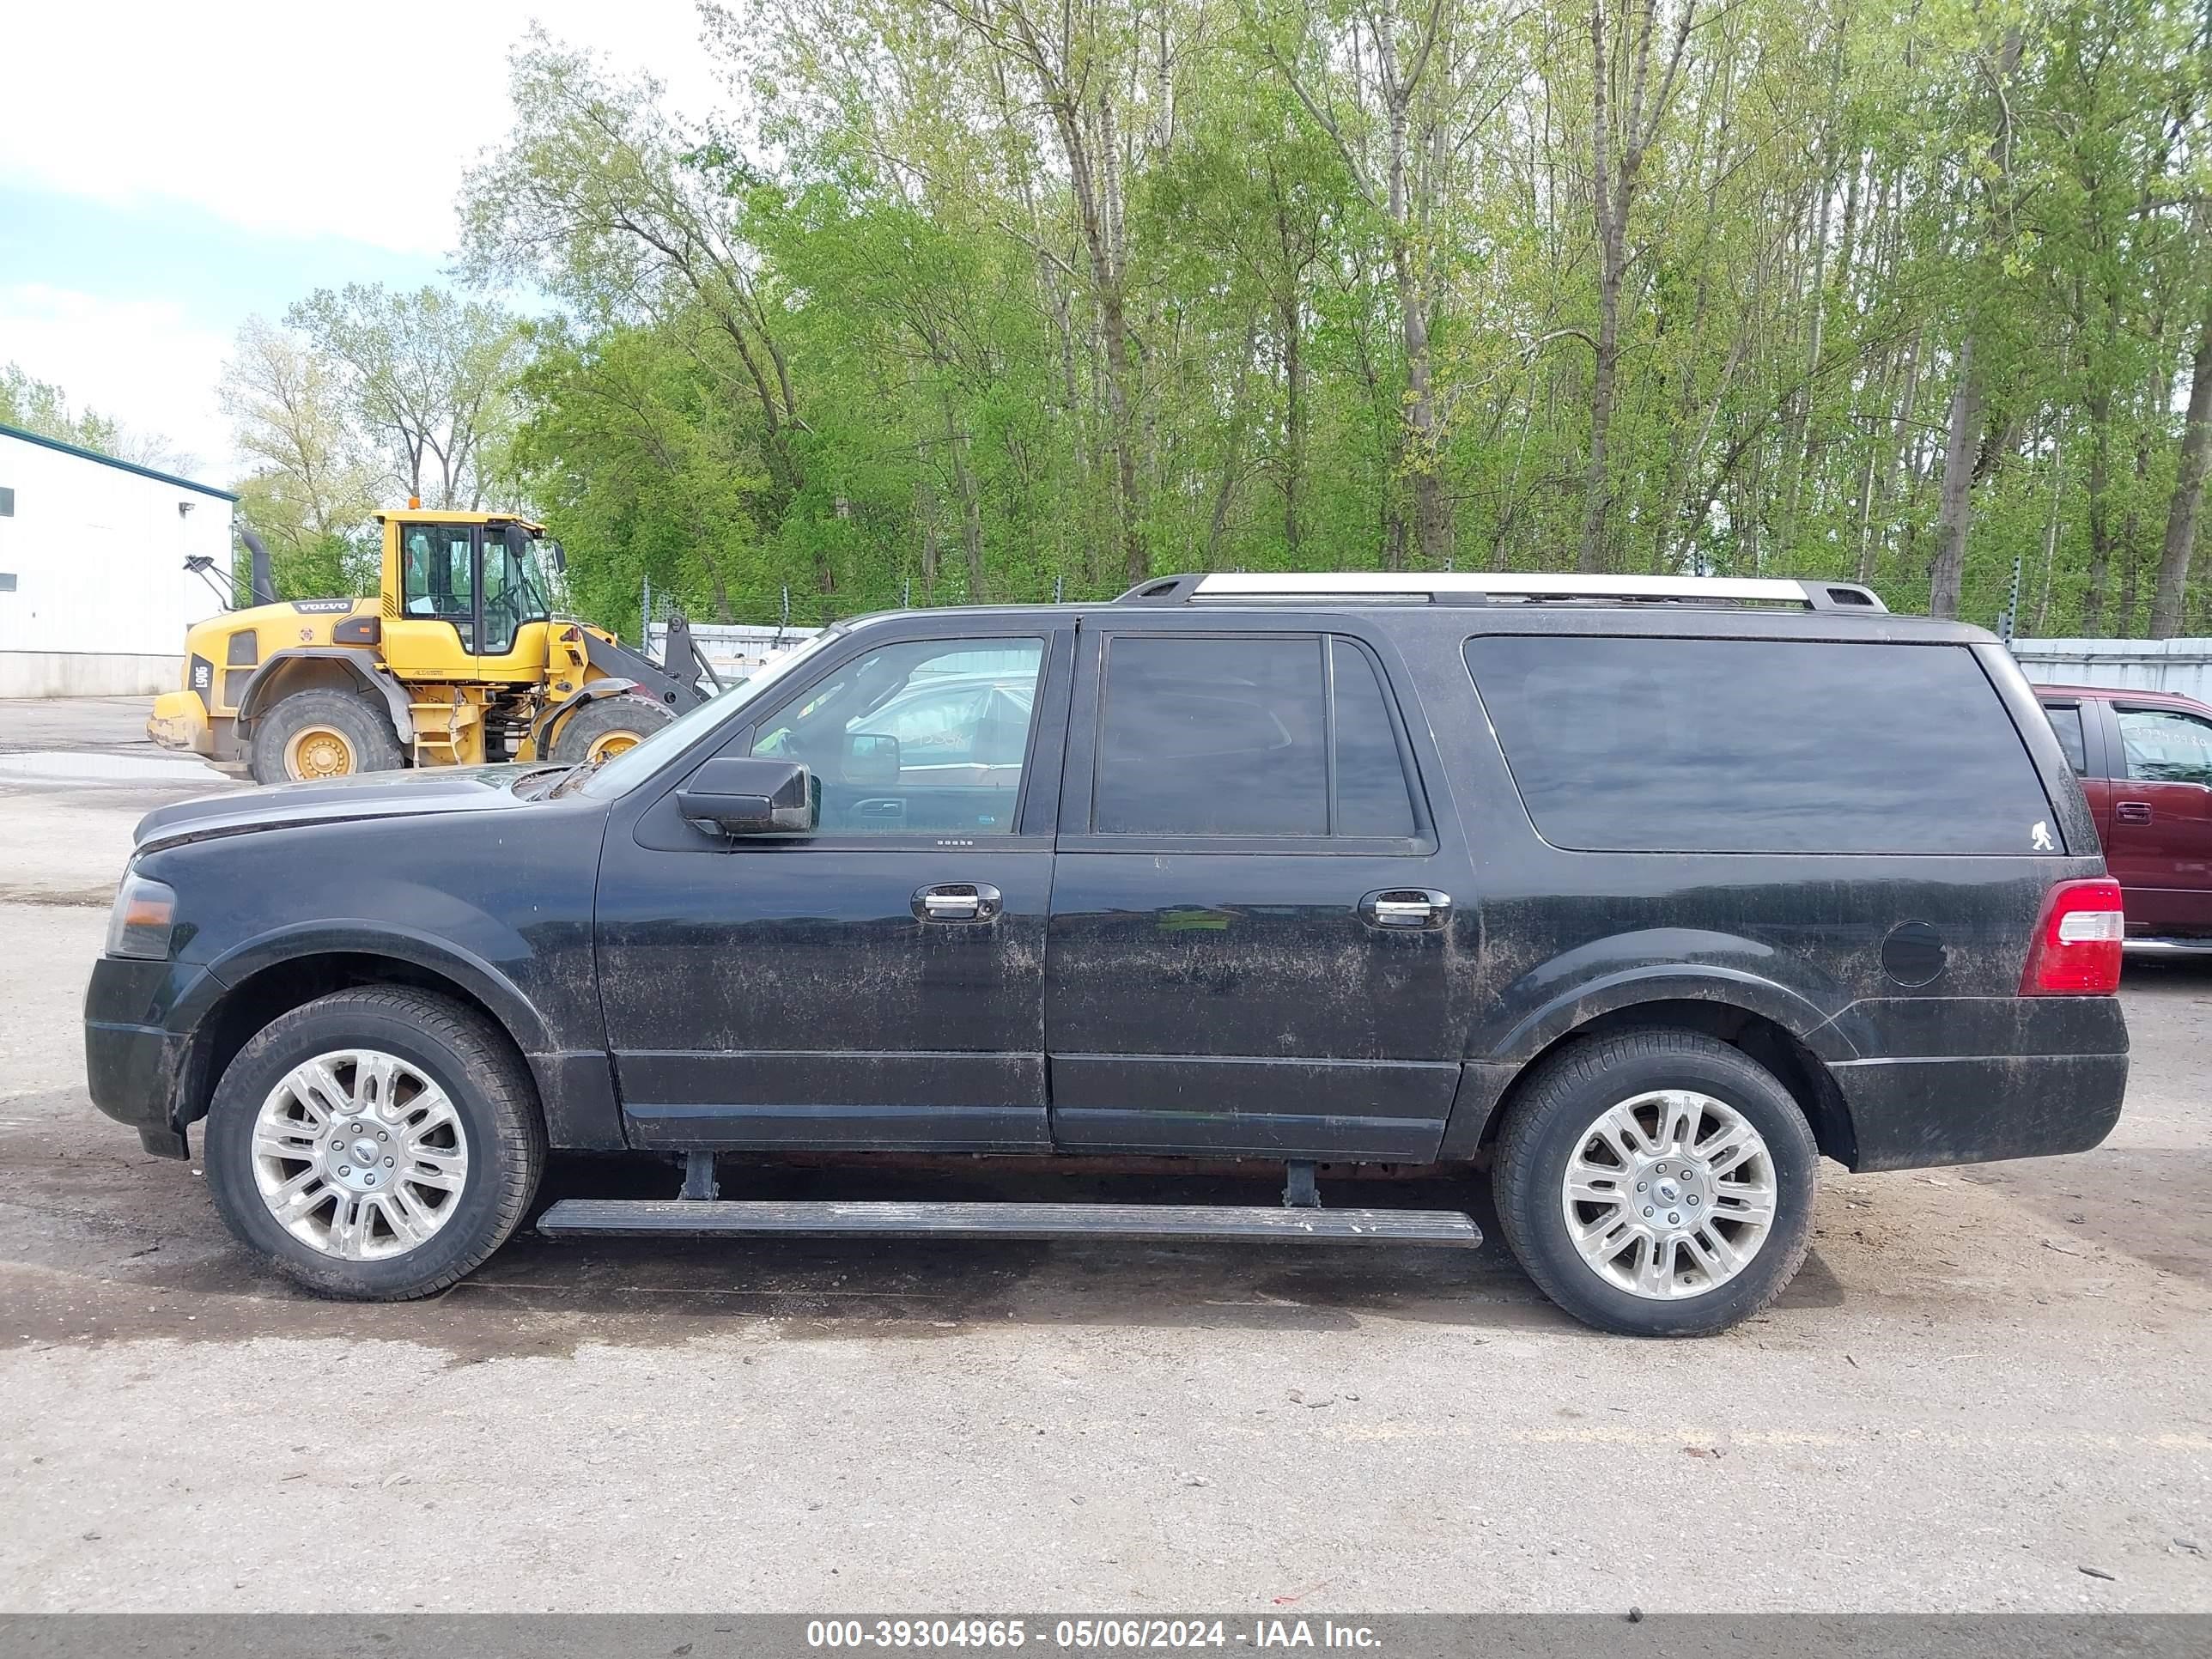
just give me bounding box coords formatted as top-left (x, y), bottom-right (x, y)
top-left (574, 627), bottom-right (846, 799)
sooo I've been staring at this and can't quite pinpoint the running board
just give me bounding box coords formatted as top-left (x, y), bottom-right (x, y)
top-left (536, 1198), bottom-right (1481, 1246)
top-left (2124, 937), bottom-right (2212, 957)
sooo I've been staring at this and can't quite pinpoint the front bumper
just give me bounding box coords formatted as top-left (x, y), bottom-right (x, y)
top-left (83, 955), bottom-right (204, 1158)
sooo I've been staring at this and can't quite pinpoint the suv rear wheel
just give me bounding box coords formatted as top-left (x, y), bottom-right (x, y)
top-left (202, 988), bottom-right (545, 1299)
top-left (1492, 1028), bottom-right (1818, 1336)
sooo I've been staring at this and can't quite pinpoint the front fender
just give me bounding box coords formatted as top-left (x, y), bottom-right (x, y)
top-left (190, 919), bottom-right (555, 1058)
top-left (532, 677), bottom-right (639, 747)
top-left (234, 648), bottom-right (413, 739)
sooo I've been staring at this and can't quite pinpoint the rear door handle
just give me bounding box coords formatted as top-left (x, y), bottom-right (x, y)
top-left (913, 882), bottom-right (1002, 923)
top-left (2116, 801), bottom-right (2154, 824)
top-left (1359, 889), bottom-right (1452, 930)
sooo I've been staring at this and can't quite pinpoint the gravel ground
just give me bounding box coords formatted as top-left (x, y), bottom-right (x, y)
top-left (1, 698), bottom-right (2207, 1613)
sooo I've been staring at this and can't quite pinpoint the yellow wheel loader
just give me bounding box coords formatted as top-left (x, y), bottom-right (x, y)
top-left (151, 510), bottom-right (713, 784)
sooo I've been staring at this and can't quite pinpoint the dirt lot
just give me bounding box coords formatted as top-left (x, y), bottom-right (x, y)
top-left (1, 697), bottom-right (2208, 1613)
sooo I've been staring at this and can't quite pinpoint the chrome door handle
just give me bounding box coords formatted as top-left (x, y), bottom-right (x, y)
top-left (2115, 801), bottom-right (2154, 824)
top-left (914, 883), bottom-right (1002, 923)
top-left (1360, 889), bottom-right (1452, 930)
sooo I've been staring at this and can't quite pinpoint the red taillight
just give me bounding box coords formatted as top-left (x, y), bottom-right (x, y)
top-left (2021, 878), bottom-right (2125, 995)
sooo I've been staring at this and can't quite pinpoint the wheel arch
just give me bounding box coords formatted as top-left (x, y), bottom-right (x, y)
top-left (235, 648), bottom-right (412, 741)
top-left (532, 676), bottom-right (642, 749)
top-left (174, 939), bottom-right (546, 1135)
top-left (1450, 986), bottom-right (1860, 1170)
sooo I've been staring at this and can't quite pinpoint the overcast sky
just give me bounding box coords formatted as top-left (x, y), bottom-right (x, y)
top-left (0, 1), bottom-right (728, 481)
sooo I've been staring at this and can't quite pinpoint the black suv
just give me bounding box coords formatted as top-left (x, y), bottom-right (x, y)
top-left (84, 573), bottom-right (2129, 1335)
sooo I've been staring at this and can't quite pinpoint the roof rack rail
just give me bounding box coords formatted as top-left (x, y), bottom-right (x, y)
top-left (1112, 572), bottom-right (1888, 614)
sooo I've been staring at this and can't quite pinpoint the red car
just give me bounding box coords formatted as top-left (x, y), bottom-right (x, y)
top-left (2036, 683), bottom-right (2212, 950)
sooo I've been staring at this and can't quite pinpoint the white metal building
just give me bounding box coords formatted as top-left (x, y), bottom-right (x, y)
top-left (0, 422), bottom-right (236, 698)
top-left (2012, 636), bottom-right (2212, 704)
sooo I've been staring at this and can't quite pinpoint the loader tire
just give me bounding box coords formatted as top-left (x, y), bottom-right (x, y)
top-left (249, 689), bottom-right (406, 785)
top-left (550, 693), bottom-right (675, 766)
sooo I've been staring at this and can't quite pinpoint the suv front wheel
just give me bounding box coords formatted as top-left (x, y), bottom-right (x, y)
top-left (203, 988), bottom-right (545, 1299)
top-left (1492, 1028), bottom-right (1818, 1337)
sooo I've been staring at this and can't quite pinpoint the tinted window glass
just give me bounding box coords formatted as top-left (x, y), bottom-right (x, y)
top-left (1333, 639), bottom-right (1418, 836)
top-left (2117, 707), bottom-right (2212, 787)
top-left (1096, 636), bottom-right (1328, 835)
top-left (1464, 636), bottom-right (2057, 855)
top-left (749, 638), bottom-right (1042, 835)
top-left (2041, 703), bottom-right (2088, 775)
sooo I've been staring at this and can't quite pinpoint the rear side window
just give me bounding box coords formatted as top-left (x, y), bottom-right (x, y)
top-left (1331, 640), bottom-right (1419, 836)
top-left (2041, 702), bottom-right (2089, 775)
top-left (1464, 636), bottom-right (2057, 855)
top-left (1092, 635), bottom-right (1419, 837)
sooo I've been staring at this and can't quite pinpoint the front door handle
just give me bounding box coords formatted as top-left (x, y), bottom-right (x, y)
top-left (2116, 800), bottom-right (2154, 824)
top-left (913, 882), bottom-right (1003, 923)
top-left (1359, 888), bottom-right (1452, 930)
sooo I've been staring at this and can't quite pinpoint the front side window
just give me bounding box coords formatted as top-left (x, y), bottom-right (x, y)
top-left (1465, 636), bottom-right (2057, 855)
top-left (402, 526), bottom-right (474, 629)
top-left (2117, 708), bottom-right (2212, 787)
top-left (1091, 634), bottom-right (1420, 839)
top-left (749, 638), bottom-right (1044, 834)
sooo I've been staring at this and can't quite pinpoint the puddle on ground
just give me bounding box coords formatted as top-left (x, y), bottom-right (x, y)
top-left (0, 750), bottom-right (228, 783)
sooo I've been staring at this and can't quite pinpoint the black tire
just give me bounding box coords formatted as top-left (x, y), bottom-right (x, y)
top-left (549, 693), bottom-right (676, 764)
top-left (1492, 1028), bottom-right (1819, 1337)
top-left (202, 988), bottom-right (545, 1300)
top-left (248, 688), bottom-right (405, 785)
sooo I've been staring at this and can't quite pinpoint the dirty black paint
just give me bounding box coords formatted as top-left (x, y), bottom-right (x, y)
top-left (86, 598), bottom-right (2125, 1179)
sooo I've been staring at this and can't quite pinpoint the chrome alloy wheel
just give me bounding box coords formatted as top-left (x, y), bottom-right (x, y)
top-left (250, 1050), bottom-right (471, 1261)
top-left (1559, 1089), bottom-right (1778, 1300)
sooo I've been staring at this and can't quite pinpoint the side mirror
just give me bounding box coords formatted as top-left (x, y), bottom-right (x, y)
top-left (842, 731), bottom-right (901, 787)
top-left (677, 757), bottom-right (816, 837)
top-left (546, 540), bottom-right (568, 574)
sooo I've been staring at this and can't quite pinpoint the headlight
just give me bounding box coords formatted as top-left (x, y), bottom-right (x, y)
top-left (106, 874), bottom-right (178, 960)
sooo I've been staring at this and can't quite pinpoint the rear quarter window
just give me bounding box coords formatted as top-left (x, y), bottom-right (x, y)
top-left (2039, 702), bottom-right (2089, 775)
top-left (1463, 635), bottom-right (2059, 855)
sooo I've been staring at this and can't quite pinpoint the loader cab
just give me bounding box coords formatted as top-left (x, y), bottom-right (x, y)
top-left (379, 514), bottom-right (556, 682)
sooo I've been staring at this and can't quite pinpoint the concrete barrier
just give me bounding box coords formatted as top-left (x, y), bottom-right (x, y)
top-left (0, 651), bottom-right (181, 699)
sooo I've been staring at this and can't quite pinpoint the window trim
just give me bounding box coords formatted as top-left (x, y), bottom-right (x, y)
top-left (1065, 627), bottom-right (1434, 855)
